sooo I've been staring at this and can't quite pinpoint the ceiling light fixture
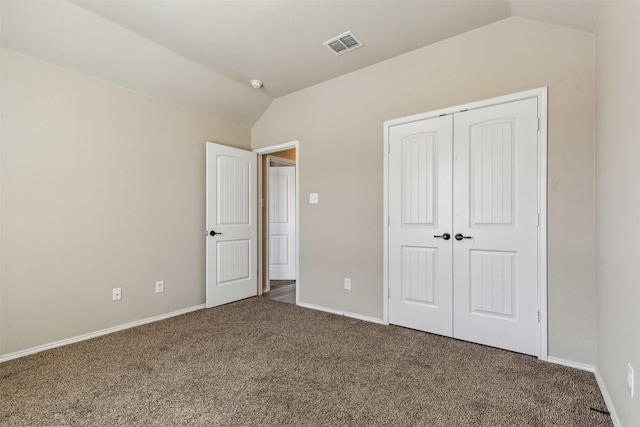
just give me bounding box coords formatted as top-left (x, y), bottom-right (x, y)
top-left (250, 79), bottom-right (263, 89)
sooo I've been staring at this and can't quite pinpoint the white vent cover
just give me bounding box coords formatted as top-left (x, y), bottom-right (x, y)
top-left (324, 31), bottom-right (363, 56)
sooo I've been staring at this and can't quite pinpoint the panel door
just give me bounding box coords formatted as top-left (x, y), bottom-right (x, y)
top-left (269, 166), bottom-right (296, 280)
top-left (206, 142), bottom-right (257, 308)
top-left (388, 115), bottom-right (454, 336)
top-left (452, 98), bottom-right (539, 356)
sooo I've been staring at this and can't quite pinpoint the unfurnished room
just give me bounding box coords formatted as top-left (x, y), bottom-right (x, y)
top-left (0, 1), bottom-right (639, 426)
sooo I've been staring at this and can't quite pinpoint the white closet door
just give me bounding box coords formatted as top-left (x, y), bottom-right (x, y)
top-left (388, 115), bottom-right (453, 336)
top-left (452, 98), bottom-right (539, 356)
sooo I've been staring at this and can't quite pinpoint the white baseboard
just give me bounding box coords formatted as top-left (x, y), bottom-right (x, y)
top-left (547, 356), bottom-right (595, 372)
top-left (547, 357), bottom-right (620, 426)
top-left (296, 301), bottom-right (387, 325)
top-left (0, 304), bottom-right (205, 363)
top-left (594, 368), bottom-right (621, 427)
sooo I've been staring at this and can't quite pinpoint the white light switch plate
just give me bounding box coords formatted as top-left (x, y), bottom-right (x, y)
top-left (309, 193), bottom-right (318, 204)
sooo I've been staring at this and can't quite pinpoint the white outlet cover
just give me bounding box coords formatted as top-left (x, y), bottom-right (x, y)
top-left (344, 278), bottom-right (351, 290)
top-left (112, 288), bottom-right (121, 301)
top-left (155, 280), bottom-right (164, 293)
top-left (309, 193), bottom-right (319, 204)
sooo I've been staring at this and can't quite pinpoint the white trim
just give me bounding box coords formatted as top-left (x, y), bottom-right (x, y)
top-left (0, 304), bottom-right (205, 363)
top-left (297, 302), bottom-right (386, 325)
top-left (263, 157), bottom-right (270, 293)
top-left (253, 141), bottom-right (298, 154)
top-left (382, 118), bottom-right (390, 325)
top-left (383, 87), bottom-right (549, 360)
top-left (254, 141), bottom-right (300, 305)
top-left (537, 88), bottom-right (549, 361)
top-left (547, 357), bottom-right (620, 425)
top-left (264, 154), bottom-right (296, 291)
top-left (595, 368), bottom-right (622, 427)
top-left (257, 155), bottom-right (264, 295)
top-left (384, 87), bottom-right (548, 128)
top-left (547, 356), bottom-right (595, 372)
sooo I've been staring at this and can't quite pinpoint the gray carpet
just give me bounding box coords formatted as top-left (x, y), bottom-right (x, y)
top-left (1, 297), bottom-right (612, 426)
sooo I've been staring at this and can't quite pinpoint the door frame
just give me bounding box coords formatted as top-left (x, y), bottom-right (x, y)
top-left (264, 155), bottom-right (296, 291)
top-left (382, 88), bottom-right (548, 360)
top-left (254, 141), bottom-right (300, 304)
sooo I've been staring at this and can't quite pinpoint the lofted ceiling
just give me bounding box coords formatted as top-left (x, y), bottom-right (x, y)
top-left (1, 0), bottom-right (603, 127)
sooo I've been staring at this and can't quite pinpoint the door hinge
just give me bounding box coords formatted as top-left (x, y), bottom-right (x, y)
top-left (537, 309), bottom-right (541, 323)
top-left (388, 288), bottom-right (390, 298)
top-left (537, 118), bottom-right (540, 131)
top-left (537, 213), bottom-right (540, 227)
top-left (388, 143), bottom-right (391, 154)
top-left (388, 216), bottom-right (390, 226)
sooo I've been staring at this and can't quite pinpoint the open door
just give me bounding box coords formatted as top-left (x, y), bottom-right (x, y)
top-left (206, 142), bottom-right (258, 308)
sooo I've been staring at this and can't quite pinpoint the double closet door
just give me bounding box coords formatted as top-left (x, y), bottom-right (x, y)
top-left (388, 98), bottom-right (540, 356)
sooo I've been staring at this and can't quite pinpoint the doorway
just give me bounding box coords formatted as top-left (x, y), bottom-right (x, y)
top-left (383, 89), bottom-right (548, 358)
top-left (254, 142), bottom-right (299, 305)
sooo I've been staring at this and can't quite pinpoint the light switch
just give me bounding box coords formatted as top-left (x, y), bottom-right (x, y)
top-left (309, 193), bottom-right (319, 204)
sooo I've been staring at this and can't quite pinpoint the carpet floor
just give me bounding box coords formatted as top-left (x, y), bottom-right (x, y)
top-left (0, 297), bottom-right (612, 426)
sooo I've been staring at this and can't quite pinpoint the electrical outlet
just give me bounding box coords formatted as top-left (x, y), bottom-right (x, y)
top-left (112, 288), bottom-right (121, 301)
top-left (344, 278), bottom-right (351, 290)
top-left (628, 363), bottom-right (635, 397)
top-left (155, 280), bottom-right (165, 294)
top-left (309, 193), bottom-right (319, 204)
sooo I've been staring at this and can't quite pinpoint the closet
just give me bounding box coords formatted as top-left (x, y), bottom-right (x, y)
top-left (384, 90), bottom-right (546, 357)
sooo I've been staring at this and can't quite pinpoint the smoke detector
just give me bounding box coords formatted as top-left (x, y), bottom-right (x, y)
top-left (324, 31), bottom-right (363, 56)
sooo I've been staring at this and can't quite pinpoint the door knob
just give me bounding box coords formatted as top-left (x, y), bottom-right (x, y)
top-left (455, 233), bottom-right (472, 241)
top-left (433, 233), bottom-right (451, 240)
top-left (208, 230), bottom-right (222, 236)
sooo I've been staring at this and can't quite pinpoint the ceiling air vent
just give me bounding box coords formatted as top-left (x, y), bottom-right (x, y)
top-left (324, 31), bottom-right (363, 56)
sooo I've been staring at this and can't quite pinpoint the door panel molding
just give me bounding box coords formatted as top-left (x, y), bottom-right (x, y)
top-left (383, 88), bottom-right (548, 359)
top-left (452, 98), bottom-right (540, 356)
top-left (206, 142), bottom-right (258, 308)
top-left (388, 115), bottom-right (454, 336)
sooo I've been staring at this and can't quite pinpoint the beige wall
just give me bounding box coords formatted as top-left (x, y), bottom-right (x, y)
top-left (0, 49), bottom-right (250, 357)
top-left (595, 2), bottom-right (640, 425)
top-left (252, 18), bottom-right (597, 364)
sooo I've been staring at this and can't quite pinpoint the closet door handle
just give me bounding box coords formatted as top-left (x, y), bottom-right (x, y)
top-left (434, 233), bottom-right (451, 240)
top-left (208, 230), bottom-right (223, 236)
top-left (455, 233), bottom-right (472, 241)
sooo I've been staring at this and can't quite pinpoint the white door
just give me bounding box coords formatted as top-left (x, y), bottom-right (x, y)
top-left (452, 98), bottom-right (539, 355)
top-left (269, 166), bottom-right (296, 280)
top-left (387, 97), bottom-right (540, 356)
top-left (206, 142), bottom-right (257, 308)
top-left (388, 115), bottom-right (453, 337)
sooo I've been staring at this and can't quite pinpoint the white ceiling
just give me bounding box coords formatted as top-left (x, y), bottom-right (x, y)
top-left (1, 0), bottom-right (603, 127)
